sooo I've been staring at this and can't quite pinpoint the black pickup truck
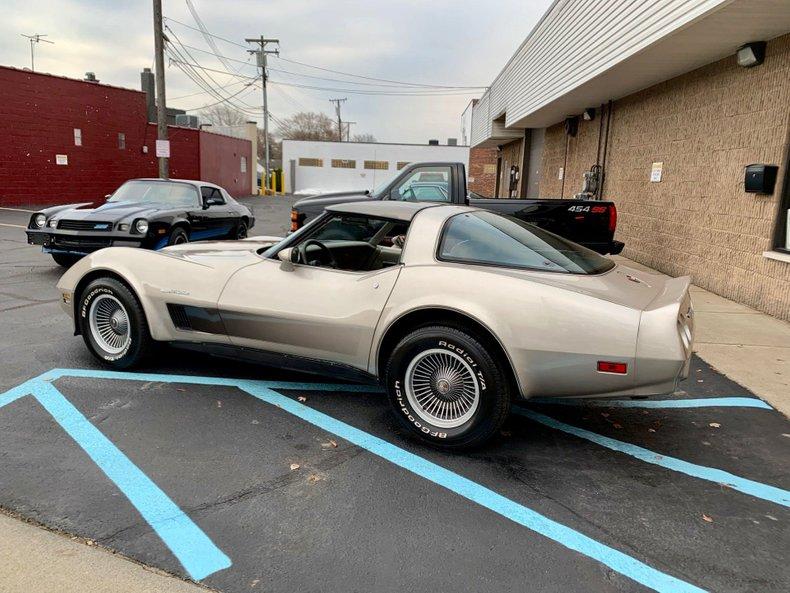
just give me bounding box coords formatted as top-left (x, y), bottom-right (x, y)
top-left (290, 162), bottom-right (623, 255)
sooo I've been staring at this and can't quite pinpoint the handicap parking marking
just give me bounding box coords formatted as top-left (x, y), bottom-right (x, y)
top-left (516, 408), bottom-right (790, 508)
top-left (529, 396), bottom-right (774, 410)
top-left (4, 368), bottom-right (788, 592)
top-left (2, 368), bottom-right (710, 593)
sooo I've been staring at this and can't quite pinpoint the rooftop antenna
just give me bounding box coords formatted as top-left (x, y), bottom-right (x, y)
top-left (20, 33), bottom-right (54, 71)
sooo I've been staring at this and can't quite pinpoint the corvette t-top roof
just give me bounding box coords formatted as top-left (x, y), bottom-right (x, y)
top-left (326, 200), bottom-right (445, 222)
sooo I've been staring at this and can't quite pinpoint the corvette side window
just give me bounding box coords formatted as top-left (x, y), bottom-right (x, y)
top-left (439, 211), bottom-right (615, 274)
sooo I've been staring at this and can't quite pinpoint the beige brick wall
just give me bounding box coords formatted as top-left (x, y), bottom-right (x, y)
top-left (538, 33), bottom-right (790, 320)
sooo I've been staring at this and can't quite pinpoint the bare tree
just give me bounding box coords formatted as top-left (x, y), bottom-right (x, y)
top-left (276, 112), bottom-right (336, 141)
top-left (199, 104), bottom-right (247, 126)
top-left (257, 128), bottom-right (281, 163)
top-left (352, 133), bottom-right (377, 143)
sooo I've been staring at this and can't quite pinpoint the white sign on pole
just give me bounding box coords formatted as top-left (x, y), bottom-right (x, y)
top-left (156, 140), bottom-right (171, 158)
top-left (650, 161), bottom-right (663, 182)
top-left (55, 154), bottom-right (68, 165)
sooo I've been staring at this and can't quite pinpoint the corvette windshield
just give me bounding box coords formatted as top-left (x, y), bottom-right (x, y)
top-left (107, 180), bottom-right (198, 206)
top-left (439, 211), bottom-right (615, 274)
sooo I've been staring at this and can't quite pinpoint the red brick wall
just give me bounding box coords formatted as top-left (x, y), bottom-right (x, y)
top-left (199, 130), bottom-right (252, 196)
top-left (467, 147), bottom-right (497, 196)
top-left (0, 66), bottom-right (251, 206)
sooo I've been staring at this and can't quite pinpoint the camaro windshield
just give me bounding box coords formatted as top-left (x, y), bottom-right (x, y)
top-left (107, 181), bottom-right (198, 206)
top-left (439, 211), bottom-right (615, 275)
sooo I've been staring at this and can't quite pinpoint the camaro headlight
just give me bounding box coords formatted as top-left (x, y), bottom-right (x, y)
top-left (34, 214), bottom-right (46, 228)
top-left (48, 219), bottom-right (57, 228)
top-left (134, 219), bottom-right (149, 234)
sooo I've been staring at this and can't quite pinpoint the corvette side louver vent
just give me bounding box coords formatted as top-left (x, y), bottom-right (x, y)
top-left (167, 304), bottom-right (192, 330)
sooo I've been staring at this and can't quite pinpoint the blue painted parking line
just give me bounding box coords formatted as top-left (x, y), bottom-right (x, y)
top-left (15, 368), bottom-right (706, 593)
top-left (528, 396), bottom-right (773, 410)
top-left (516, 408), bottom-right (790, 508)
top-left (6, 368), bottom-right (787, 592)
top-left (31, 380), bottom-right (232, 580)
top-left (0, 377), bottom-right (232, 581)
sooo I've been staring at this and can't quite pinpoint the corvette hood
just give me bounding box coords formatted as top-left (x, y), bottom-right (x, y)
top-left (155, 236), bottom-right (282, 267)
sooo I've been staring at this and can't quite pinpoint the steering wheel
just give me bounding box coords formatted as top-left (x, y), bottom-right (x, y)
top-left (296, 239), bottom-right (338, 269)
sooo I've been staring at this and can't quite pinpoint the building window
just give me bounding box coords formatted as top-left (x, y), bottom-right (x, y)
top-left (117, 133), bottom-right (125, 150)
top-left (331, 159), bottom-right (356, 168)
top-left (241, 156), bottom-right (247, 173)
top-left (365, 160), bottom-right (388, 170)
top-left (299, 158), bottom-right (323, 167)
top-left (397, 161), bottom-right (410, 170)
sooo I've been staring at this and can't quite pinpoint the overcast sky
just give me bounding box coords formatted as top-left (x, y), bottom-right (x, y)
top-left (2, 0), bottom-right (553, 143)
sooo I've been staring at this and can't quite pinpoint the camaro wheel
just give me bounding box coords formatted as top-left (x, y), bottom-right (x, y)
top-left (167, 227), bottom-right (189, 246)
top-left (79, 277), bottom-right (152, 368)
top-left (51, 253), bottom-right (81, 268)
top-left (236, 220), bottom-right (248, 239)
top-left (385, 326), bottom-right (511, 449)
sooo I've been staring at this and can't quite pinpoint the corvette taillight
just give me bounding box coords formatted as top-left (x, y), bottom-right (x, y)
top-left (597, 361), bottom-right (627, 374)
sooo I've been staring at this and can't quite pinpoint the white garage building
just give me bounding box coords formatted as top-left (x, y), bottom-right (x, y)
top-left (282, 139), bottom-right (470, 194)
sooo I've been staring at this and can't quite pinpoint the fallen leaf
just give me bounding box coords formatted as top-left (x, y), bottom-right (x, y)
top-left (251, 419), bottom-right (259, 425)
top-left (176, 388), bottom-right (186, 392)
top-left (702, 514), bottom-right (713, 523)
top-left (298, 396), bottom-right (307, 402)
top-left (709, 422), bottom-right (721, 428)
top-left (648, 428), bottom-right (656, 433)
top-left (321, 440), bottom-right (338, 449)
top-left (600, 412), bottom-right (610, 418)
top-left (289, 463), bottom-right (300, 471)
top-left (250, 578), bottom-right (260, 588)
top-left (308, 474), bottom-right (324, 483)
top-left (613, 423), bottom-right (622, 429)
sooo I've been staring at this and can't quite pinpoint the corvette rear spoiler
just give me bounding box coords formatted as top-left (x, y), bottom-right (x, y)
top-left (643, 276), bottom-right (692, 312)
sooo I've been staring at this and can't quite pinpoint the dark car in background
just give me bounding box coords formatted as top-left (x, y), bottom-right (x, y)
top-left (26, 178), bottom-right (254, 267)
top-left (290, 162), bottom-right (623, 255)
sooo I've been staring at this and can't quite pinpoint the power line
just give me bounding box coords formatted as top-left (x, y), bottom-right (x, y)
top-left (268, 78), bottom-right (483, 97)
top-left (169, 77), bottom-right (249, 100)
top-left (273, 54), bottom-right (487, 90)
top-left (184, 0), bottom-right (240, 74)
top-left (163, 15), bottom-right (248, 49)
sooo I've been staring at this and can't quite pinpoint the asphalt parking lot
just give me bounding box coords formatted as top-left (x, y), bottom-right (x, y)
top-left (1, 201), bottom-right (789, 593)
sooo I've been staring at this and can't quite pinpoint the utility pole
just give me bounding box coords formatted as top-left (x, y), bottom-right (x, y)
top-left (152, 0), bottom-right (169, 178)
top-left (246, 35), bottom-right (279, 192)
top-left (343, 121), bottom-right (356, 142)
top-left (329, 98), bottom-right (346, 142)
top-left (20, 34), bottom-right (53, 71)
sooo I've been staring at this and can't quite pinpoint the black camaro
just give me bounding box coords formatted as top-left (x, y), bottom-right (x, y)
top-left (26, 178), bottom-right (255, 267)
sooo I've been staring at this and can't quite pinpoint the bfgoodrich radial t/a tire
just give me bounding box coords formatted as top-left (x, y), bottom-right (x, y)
top-left (78, 277), bottom-right (152, 369)
top-left (385, 326), bottom-right (511, 449)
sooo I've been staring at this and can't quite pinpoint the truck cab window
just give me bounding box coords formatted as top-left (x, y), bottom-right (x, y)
top-left (392, 166), bottom-right (451, 202)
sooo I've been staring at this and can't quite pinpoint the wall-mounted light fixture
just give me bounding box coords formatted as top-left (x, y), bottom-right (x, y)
top-left (737, 42), bottom-right (766, 68)
top-left (582, 108), bottom-right (596, 121)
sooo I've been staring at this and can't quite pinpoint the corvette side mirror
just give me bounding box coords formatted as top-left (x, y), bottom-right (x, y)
top-left (278, 247), bottom-right (295, 271)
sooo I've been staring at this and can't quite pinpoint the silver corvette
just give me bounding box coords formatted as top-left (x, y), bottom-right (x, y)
top-left (57, 201), bottom-right (694, 448)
